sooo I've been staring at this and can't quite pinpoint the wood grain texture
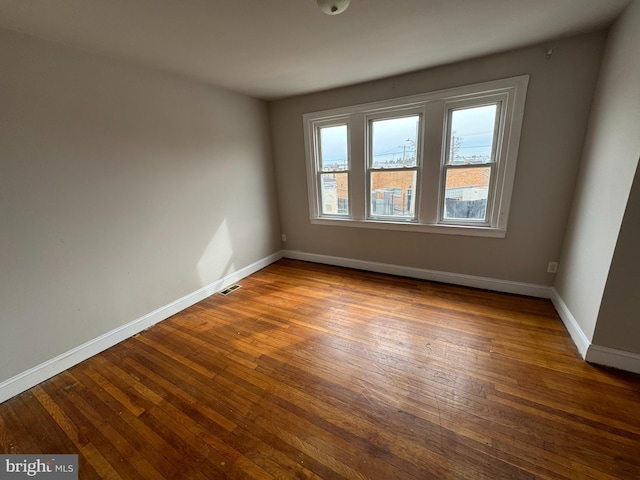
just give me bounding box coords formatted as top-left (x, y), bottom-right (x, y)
top-left (1, 259), bottom-right (639, 479)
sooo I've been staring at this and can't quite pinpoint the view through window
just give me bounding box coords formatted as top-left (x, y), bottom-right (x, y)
top-left (443, 104), bottom-right (498, 222)
top-left (318, 124), bottom-right (349, 215)
top-left (369, 115), bottom-right (419, 220)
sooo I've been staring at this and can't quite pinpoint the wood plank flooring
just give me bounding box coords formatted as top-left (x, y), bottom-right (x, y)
top-left (1, 258), bottom-right (639, 479)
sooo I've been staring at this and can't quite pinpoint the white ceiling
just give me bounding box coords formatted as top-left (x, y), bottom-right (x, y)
top-left (0, 0), bottom-right (631, 100)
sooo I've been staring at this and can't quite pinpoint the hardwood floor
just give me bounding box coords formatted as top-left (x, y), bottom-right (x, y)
top-left (1, 259), bottom-right (639, 479)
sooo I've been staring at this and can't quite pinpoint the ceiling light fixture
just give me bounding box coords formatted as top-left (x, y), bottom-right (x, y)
top-left (316, 0), bottom-right (351, 15)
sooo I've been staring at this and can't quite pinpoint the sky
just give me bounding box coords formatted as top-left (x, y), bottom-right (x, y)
top-left (319, 104), bottom-right (497, 168)
top-left (450, 104), bottom-right (496, 161)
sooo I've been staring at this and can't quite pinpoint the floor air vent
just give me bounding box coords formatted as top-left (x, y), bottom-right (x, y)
top-left (219, 284), bottom-right (242, 296)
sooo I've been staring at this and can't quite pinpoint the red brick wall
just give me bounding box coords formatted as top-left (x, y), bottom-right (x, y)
top-left (447, 168), bottom-right (490, 189)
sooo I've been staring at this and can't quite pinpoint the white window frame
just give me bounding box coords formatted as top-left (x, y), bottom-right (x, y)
top-left (366, 107), bottom-right (424, 222)
top-left (303, 75), bottom-right (529, 238)
top-left (439, 94), bottom-right (506, 228)
top-left (313, 118), bottom-right (351, 218)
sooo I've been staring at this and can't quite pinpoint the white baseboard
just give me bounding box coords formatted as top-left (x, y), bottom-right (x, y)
top-left (586, 345), bottom-right (640, 374)
top-left (548, 288), bottom-right (590, 358)
top-left (549, 287), bottom-right (640, 373)
top-left (0, 251), bottom-right (283, 404)
top-left (283, 250), bottom-right (552, 298)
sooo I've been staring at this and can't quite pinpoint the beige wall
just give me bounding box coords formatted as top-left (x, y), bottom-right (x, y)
top-left (555, 0), bottom-right (640, 345)
top-left (594, 163), bottom-right (640, 352)
top-left (269, 32), bottom-right (606, 285)
top-left (0, 29), bottom-right (281, 382)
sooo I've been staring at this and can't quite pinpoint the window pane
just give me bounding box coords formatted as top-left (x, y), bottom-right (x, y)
top-left (448, 105), bottom-right (497, 165)
top-left (370, 171), bottom-right (416, 218)
top-left (371, 116), bottom-right (419, 168)
top-left (319, 125), bottom-right (348, 171)
top-left (444, 167), bottom-right (490, 220)
top-left (321, 173), bottom-right (349, 215)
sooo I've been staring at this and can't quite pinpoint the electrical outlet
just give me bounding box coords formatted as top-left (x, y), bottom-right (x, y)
top-left (281, 234), bottom-right (287, 242)
top-left (547, 261), bottom-right (558, 274)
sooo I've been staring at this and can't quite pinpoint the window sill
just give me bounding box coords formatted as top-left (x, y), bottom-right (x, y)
top-left (310, 217), bottom-right (506, 238)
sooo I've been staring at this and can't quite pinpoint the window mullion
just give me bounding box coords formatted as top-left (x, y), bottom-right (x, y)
top-left (420, 101), bottom-right (445, 224)
top-left (350, 114), bottom-right (366, 220)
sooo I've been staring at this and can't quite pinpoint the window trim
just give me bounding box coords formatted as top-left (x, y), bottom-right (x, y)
top-left (303, 75), bottom-right (529, 238)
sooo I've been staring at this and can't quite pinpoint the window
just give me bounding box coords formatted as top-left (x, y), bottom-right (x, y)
top-left (369, 114), bottom-right (420, 220)
top-left (317, 123), bottom-right (349, 216)
top-left (442, 102), bottom-right (499, 224)
top-left (303, 76), bottom-right (529, 237)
